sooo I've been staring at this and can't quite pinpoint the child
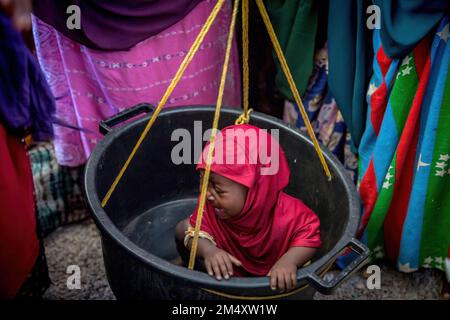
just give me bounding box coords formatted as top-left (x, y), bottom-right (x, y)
top-left (175, 124), bottom-right (321, 292)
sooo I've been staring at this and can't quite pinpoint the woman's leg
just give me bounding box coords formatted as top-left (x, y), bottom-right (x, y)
top-left (0, 123), bottom-right (40, 298)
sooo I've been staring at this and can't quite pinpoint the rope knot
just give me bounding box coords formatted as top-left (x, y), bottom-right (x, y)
top-left (235, 108), bottom-right (253, 125)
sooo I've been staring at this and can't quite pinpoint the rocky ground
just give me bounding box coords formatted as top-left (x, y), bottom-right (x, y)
top-left (42, 219), bottom-right (444, 300)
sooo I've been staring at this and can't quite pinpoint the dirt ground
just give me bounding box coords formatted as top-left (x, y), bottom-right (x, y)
top-left (42, 219), bottom-right (444, 300)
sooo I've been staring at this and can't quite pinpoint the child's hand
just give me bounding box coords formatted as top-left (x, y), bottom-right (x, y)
top-left (267, 247), bottom-right (316, 292)
top-left (267, 259), bottom-right (298, 292)
top-left (204, 247), bottom-right (242, 280)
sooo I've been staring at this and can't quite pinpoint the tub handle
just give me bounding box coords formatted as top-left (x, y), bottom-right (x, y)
top-left (306, 238), bottom-right (369, 294)
top-left (99, 103), bottom-right (154, 135)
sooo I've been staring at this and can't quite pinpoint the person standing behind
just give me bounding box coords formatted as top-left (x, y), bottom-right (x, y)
top-left (0, 0), bottom-right (54, 299)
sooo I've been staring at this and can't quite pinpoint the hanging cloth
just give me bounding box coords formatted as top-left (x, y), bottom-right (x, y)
top-left (327, 0), bottom-right (448, 151)
top-left (266, 0), bottom-right (319, 100)
top-left (32, 0), bottom-right (203, 51)
top-left (340, 16), bottom-right (450, 272)
top-left (0, 12), bottom-right (54, 141)
top-left (374, 0), bottom-right (449, 58)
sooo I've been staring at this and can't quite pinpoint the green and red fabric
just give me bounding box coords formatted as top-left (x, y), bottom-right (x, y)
top-left (344, 16), bottom-right (450, 272)
top-left (327, 0), bottom-right (448, 151)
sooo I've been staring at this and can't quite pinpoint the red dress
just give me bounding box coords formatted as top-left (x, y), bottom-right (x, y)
top-left (190, 124), bottom-right (321, 276)
top-left (0, 123), bottom-right (39, 298)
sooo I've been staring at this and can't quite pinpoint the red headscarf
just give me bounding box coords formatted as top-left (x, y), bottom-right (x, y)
top-left (189, 124), bottom-right (321, 276)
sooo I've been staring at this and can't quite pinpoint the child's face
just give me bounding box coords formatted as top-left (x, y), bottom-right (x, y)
top-left (199, 170), bottom-right (248, 220)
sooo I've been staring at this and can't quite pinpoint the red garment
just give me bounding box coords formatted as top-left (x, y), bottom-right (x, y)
top-left (190, 124), bottom-right (321, 276)
top-left (0, 123), bottom-right (39, 299)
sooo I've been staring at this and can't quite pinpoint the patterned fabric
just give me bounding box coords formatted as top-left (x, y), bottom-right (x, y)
top-left (283, 45), bottom-right (358, 183)
top-left (327, 0), bottom-right (448, 150)
top-left (355, 18), bottom-right (450, 272)
top-left (28, 143), bottom-right (89, 237)
top-left (32, 0), bottom-right (241, 167)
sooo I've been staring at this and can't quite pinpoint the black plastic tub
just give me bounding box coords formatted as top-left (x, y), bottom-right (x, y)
top-left (84, 104), bottom-right (369, 300)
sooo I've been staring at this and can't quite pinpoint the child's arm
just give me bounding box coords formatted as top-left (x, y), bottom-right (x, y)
top-left (186, 237), bottom-right (242, 280)
top-left (267, 246), bottom-right (317, 292)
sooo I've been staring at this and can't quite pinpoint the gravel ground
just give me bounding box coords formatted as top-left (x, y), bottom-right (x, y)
top-left (43, 220), bottom-right (115, 300)
top-left (42, 219), bottom-right (444, 300)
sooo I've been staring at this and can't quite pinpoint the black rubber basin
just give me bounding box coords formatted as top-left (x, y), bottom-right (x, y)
top-left (84, 104), bottom-right (369, 300)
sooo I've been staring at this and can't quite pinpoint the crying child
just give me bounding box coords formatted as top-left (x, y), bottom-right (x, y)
top-left (175, 124), bottom-right (321, 292)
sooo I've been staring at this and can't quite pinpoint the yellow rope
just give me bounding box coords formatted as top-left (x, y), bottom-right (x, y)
top-left (234, 108), bottom-right (253, 125)
top-left (188, 0), bottom-right (240, 269)
top-left (255, 0), bottom-right (332, 181)
top-left (101, 0), bottom-right (226, 208)
top-left (235, 0), bottom-right (251, 125)
top-left (202, 283), bottom-right (308, 300)
top-left (242, 0), bottom-right (249, 113)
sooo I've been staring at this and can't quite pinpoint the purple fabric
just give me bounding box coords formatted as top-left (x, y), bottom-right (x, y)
top-left (32, 0), bottom-right (203, 51)
top-left (0, 12), bottom-right (54, 141)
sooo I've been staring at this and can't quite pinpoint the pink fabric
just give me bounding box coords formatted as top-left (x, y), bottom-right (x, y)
top-left (32, 0), bottom-right (241, 166)
top-left (190, 124), bottom-right (321, 276)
